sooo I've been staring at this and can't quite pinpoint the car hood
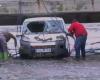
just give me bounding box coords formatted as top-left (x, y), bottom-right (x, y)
top-left (21, 33), bottom-right (68, 46)
top-left (24, 33), bottom-right (66, 42)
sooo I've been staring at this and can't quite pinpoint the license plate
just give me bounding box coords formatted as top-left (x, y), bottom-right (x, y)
top-left (35, 48), bottom-right (51, 53)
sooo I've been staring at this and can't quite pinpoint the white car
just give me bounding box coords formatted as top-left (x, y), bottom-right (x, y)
top-left (18, 17), bottom-right (70, 58)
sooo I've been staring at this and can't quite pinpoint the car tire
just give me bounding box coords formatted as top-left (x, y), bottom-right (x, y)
top-left (19, 48), bottom-right (32, 59)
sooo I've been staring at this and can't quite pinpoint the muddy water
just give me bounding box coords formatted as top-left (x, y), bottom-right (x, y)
top-left (0, 24), bottom-right (100, 80)
top-left (1, 54), bottom-right (100, 80)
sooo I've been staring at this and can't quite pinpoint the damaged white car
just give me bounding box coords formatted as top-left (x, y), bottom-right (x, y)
top-left (18, 17), bottom-right (70, 58)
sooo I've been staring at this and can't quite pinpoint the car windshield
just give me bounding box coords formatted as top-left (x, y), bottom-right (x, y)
top-left (44, 20), bottom-right (64, 33)
top-left (26, 20), bottom-right (64, 33)
top-left (27, 21), bottom-right (45, 32)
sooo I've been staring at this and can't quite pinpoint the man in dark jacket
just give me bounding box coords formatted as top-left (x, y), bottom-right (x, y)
top-left (0, 32), bottom-right (17, 55)
top-left (2, 32), bottom-right (17, 47)
top-left (68, 19), bottom-right (88, 61)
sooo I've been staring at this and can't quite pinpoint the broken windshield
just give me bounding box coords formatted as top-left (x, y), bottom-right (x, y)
top-left (27, 20), bottom-right (64, 33)
top-left (27, 21), bottom-right (45, 32)
top-left (44, 20), bottom-right (64, 33)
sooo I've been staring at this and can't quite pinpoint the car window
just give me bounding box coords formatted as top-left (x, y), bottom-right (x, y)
top-left (27, 21), bottom-right (45, 32)
top-left (44, 20), bottom-right (64, 33)
top-left (25, 20), bottom-right (64, 34)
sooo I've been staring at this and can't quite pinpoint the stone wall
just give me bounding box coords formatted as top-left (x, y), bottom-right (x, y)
top-left (0, 0), bottom-right (99, 14)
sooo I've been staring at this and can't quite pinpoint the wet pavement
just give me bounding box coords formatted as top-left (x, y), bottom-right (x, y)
top-left (0, 54), bottom-right (100, 80)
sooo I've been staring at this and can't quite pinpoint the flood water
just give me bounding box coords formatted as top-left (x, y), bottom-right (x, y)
top-left (0, 23), bottom-right (100, 80)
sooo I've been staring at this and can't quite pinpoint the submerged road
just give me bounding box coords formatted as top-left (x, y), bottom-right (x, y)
top-left (0, 54), bottom-right (100, 80)
top-left (0, 23), bottom-right (100, 80)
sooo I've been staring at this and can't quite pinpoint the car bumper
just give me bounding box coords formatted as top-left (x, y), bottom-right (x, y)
top-left (20, 44), bottom-right (69, 58)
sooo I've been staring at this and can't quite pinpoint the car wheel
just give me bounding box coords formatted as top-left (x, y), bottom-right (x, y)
top-left (19, 48), bottom-right (32, 59)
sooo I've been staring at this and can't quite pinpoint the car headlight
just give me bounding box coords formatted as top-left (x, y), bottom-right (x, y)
top-left (56, 35), bottom-right (65, 40)
top-left (22, 36), bottom-right (30, 42)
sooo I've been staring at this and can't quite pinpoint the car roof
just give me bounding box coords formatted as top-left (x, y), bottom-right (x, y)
top-left (23, 17), bottom-right (63, 23)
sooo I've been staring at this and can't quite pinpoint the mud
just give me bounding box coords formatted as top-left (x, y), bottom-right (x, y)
top-left (0, 54), bottom-right (100, 80)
